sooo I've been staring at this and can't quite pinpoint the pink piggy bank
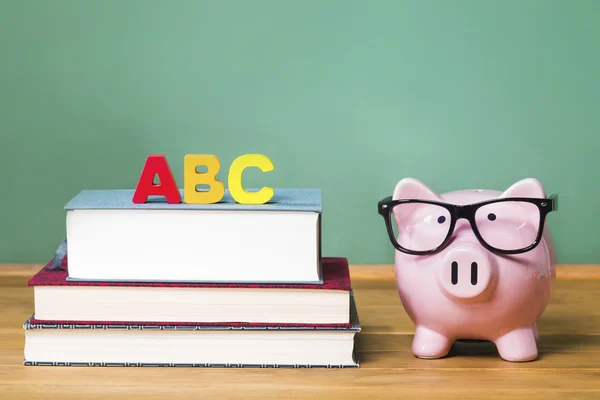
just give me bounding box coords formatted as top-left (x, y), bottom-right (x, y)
top-left (377, 178), bottom-right (558, 362)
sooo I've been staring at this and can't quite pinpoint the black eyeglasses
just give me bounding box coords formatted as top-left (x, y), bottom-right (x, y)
top-left (377, 195), bottom-right (558, 256)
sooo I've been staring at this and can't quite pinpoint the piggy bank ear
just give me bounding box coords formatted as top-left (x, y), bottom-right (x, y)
top-left (393, 178), bottom-right (442, 201)
top-left (500, 178), bottom-right (546, 199)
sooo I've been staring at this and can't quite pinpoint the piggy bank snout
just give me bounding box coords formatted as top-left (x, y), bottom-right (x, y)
top-left (438, 244), bottom-right (494, 300)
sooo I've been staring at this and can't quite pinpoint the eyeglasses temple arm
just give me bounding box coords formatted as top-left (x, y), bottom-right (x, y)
top-left (549, 193), bottom-right (558, 211)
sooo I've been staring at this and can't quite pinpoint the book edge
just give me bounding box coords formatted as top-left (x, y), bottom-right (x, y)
top-left (64, 188), bottom-right (323, 212)
top-left (23, 360), bottom-right (359, 368)
top-left (24, 291), bottom-right (360, 331)
top-left (28, 257), bottom-right (349, 290)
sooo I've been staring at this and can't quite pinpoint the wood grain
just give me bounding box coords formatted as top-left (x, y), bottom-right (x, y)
top-left (2, 264), bottom-right (600, 399)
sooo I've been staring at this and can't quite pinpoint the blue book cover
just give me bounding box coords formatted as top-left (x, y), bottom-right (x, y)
top-left (59, 188), bottom-right (324, 284)
top-left (64, 188), bottom-right (322, 213)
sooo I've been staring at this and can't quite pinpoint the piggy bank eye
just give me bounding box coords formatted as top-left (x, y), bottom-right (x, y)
top-left (437, 216), bottom-right (446, 224)
top-left (487, 213), bottom-right (497, 221)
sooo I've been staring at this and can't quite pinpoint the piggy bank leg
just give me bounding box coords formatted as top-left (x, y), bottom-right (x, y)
top-left (494, 327), bottom-right (538, 362)
top-left (412, 326), bottom-right (452, 359)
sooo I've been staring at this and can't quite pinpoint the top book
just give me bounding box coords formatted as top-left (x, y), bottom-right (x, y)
top-left (63, 188), bottom-right (323, 284)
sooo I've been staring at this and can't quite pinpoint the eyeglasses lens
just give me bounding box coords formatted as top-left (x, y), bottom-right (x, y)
top-left (390, 202), bottom-right (452, 252)
top-left (474, 201), bottom-right (541, 251)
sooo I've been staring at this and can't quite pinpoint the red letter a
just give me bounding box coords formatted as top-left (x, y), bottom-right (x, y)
top-left (132, 155), bottom-right (182, 204)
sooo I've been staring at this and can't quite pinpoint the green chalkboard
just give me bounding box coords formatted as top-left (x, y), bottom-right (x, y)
top-left (1, 0), bottom-right (599, 264)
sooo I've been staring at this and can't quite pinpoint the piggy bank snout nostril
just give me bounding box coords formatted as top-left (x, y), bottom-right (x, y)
top-left (450, 261), bottom-right (480, 286)
top-left (451, 262), bottom-right (458, 285)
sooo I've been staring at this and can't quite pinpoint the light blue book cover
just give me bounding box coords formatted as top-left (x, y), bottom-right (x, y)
top-left (64, 188), bottom-right (323, 212)
top-left (59, 188), bottom-right (324, 284)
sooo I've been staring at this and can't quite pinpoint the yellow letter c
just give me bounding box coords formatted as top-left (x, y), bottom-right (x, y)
top-left (228, 154), bottom-right (274, 204)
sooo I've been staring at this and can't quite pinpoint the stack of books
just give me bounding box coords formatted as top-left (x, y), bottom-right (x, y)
top-left (23, 189), bottom-right (360, 368)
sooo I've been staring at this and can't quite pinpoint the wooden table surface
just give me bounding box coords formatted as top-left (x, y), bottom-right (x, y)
top-left (2, 263), bottom-right (600, 399)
